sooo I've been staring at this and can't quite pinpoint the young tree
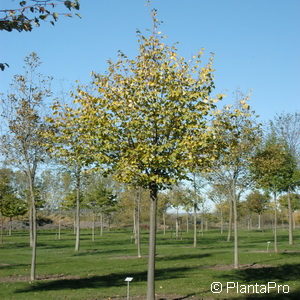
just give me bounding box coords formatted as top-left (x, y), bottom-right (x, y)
top-left (246, 190), bottom-right (270, 229)
top-left (207, 94), bottom-right (261, 268)
top-left (70, 10), bottom-right (226, 299)
top-left (251, 137), bottom-right (297, 252)
top-left (0, 52), bottom-right (51, 280)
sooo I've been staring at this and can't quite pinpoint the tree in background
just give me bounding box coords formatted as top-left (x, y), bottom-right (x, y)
top-left (71, 9), bottom-right (226, 298)
top-left (246, 190), bottom-right (270, 230)
top-left (251, 137), bottom-right (297, 252)
top-left (0, 53), bottom-right (51, 280)
top-left (207, 92), bottom-right (261, 269)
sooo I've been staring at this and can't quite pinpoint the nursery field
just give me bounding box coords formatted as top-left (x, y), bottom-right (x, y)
top-left (0, 228), bottom-right (300, 299)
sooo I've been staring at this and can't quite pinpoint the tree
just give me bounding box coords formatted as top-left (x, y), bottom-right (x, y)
top-left (207, 93), bottom-right (261, 268)
top-left (246, 190), bottom-right (270, 229)
top-left (251, 137), bottom-right (297, 252)
top-left (70, 9), bottom-right (226, 299)
top-left (0, 52), bottom-right (50, 280)
top-left (0, 0), bottom-right (80, 70)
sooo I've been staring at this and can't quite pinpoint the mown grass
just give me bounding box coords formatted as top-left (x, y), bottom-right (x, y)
top-left (0, 227), bottom-right (300, 299)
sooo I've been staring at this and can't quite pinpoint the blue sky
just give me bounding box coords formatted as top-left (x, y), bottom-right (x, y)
top-left (1, 0), bottom-right (299, 122)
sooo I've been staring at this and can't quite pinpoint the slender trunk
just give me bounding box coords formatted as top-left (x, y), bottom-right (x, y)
top-left (58, 216), bottom-right (61, 240)
top-left (200, 215), bottom-right (204, 236)
top-left (92, 212), bottom-right (95, 242)
top-left (205, 220), bottom-right (208, 231)
top-left (220, 208), bottom-right (223, 235)
top-left (100, 212), bottom-right (103, 236)
top-left (186, 214), bottom-right (189, 233)
top-left (287, 190), bottom-right (293, 245)
top-left (73, 210), bottom-right (76, 235)
top-left (9, 217), bottom-right (12, 236)
top-left (258, 214), bottom-right (261, 230)
top-left (163, 212), bottom-right (166, 235)
top-left (227, 199), bottom-right (233, 242)
top-left (28, 173), bottom-right (37, 281)
top-left (274, 192), bottom-right (278, 253)
top-left (233, 187), bottom-right (238, 269)
top-left (136, 188), bottom-right (141, 258)
top-left (29, 205), bottom-right (33, 247)
top-left (175, 209), bottom-right (179, 240)
top-left (75, 170), bottom-right (81, 252)
top-left (133, 201), bottom-right (137, 244)
top-left (193, 203), bottom-right (197, 248)
top-left (146, 185), bottom-right (158, 300)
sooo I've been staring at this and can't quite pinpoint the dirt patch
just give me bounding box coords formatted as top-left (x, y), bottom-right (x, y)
top-left (209, 263), bottom-right (271, 270)
top-left (0, 274), bottom-right (81, 282)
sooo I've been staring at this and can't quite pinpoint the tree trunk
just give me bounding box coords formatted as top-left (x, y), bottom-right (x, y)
top-left (186, 214), bottom-right (189, 233)
top-left (220, 208), bottom-right (223, 235)
top-left (205, 220), bottom-right (208, 231)
top-left (233, 188), bottom-right (239, 269)
top-left (227, 198), bottom-right (233, 242)
top-left (136, 188), bottom-right (141, 258)
top-left (100, 212), bottom-right (103, 236)
top-left (133, 201), bottom-right (137, 244)
top-left (73, 210), bottom-right (76, 235)
top-left (9, 216), bottom-right (12, 236)
top-left (200, 215), bottom-right (204, 236)
top-left (193, 203), bottom-right (197, 248)
top-left (29, 205), bottom-right (33, 247)
top-left (287, 190), bottom-right (293, 245)
top-left (258, 214), bottom-right (261, 230)
top-left (28, 173), bottom-right (37, 281)
top-left (75, 170), bottom-right (81, 252)
top-left (163, 212), bottom-right (166, 235)
top-left (92, 212), bottom-right (95, 242)
top-left (58, 215), bottom-right (61, 240)
top-left (146, 185), bottom-right (158, 300)
top-left (274, 192), bottom-right (278, 253)
top-left (175, 208), bottom-right (179, 240)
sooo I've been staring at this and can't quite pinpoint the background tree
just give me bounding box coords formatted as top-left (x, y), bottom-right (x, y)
top-left (207, 93), bottom-right (261, 269)
top-left (251, 137), bottom-right (297, 251)
top-left (71, 9), bottom-right (225, 299)
top-left (246, 190), bottom-right (270, 229)
top-left (0, 52), bottom-right (51, 280)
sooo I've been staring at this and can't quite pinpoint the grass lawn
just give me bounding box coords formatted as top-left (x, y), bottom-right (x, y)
top-left (0, 227), bottom-right (300, 299)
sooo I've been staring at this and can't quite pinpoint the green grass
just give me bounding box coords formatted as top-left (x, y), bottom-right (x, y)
top-left (1, 228), bottom-right (300, 299)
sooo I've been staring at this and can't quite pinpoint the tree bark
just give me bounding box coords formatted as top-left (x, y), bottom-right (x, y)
top-left (75, 169), bottom-right (81, 252)
top-left (287, 190), bottom-right (293, 245)
top-left (220, 208), bottom-right (223, 235)
top-left (227, 198), bottom-right (233, 242)
top-left (232, 183), bottom-right (239, 269)
top-left (146, 185), bottom-right (158, 300)
top-left (233, 186), bottom-right (239, 269)
top-left (29, 205), bottom-right (33, 247)
top-left (100, 212), bottom-right (103, 236)
top-left (28, 173), bottom-right (37, 281)
top-left (0, 214), bottom-right (3, 244)
top-left (163, 212), bottom-right (166, 235)
top-left (92, 212), bottom-right (95, 242)
top-left (258, 214), bottom-right (261, 230)
top-left (9, 216), bottom-right (12, 236)
top-left (274, 192), bottom-right (278, 253)
top-left (186, 213), bottom-right (189, 233)
top-left (193, 203), bottom-right (197, 247)
top-left (175, 208), bottom-right (179, 240)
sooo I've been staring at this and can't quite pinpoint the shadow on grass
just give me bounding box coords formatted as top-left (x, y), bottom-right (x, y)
top-left (15, 266), bottom-right (192, 293)
top-left (156, 253), bottom-right (211, 261)
top-left (217, 263), bottom-right (300, 300)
